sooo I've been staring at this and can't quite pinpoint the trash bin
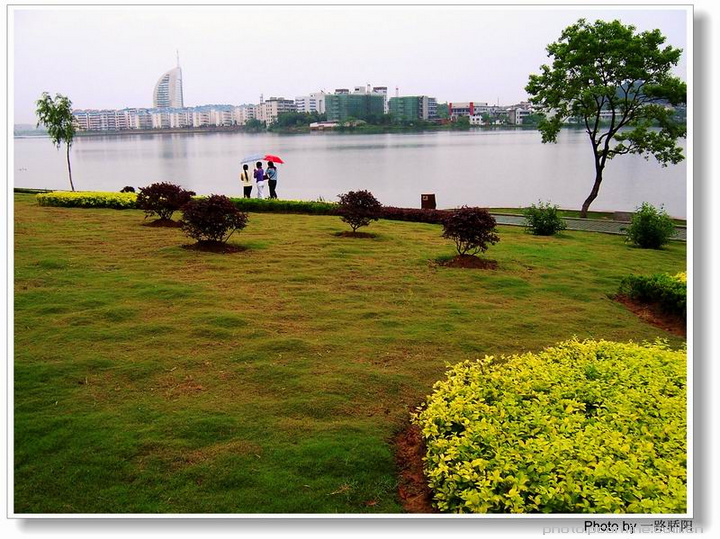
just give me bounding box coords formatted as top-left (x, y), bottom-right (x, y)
top-left (421, 193), bottom-right (437, 210)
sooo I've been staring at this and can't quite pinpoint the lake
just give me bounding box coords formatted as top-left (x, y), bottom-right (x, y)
top-left (13, 129), bottom-right (688, 218)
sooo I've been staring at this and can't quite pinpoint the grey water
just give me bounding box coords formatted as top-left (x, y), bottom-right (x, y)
top-left (13, 129), bottom-right (687, 218)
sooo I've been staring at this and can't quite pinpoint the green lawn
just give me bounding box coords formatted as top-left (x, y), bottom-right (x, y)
top-left (13, 193), bottom-right (686, 513)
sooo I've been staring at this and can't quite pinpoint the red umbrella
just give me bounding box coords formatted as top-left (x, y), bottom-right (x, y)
top-left (264, 154), bottom-right (285, 164)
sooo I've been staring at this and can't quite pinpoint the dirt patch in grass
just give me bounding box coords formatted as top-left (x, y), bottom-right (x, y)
top-left (438, 254), bottom-right (498, 270)
top-left (181, 242), bottom-right (248, 254)
top-left (394, 424), bottom-right (436, 513)
top-left (143, 218), bottom-right (183, 228)
top-left (334, 231), bottom-right (377, 239)
top-left (615, 294), bottom-right (686, 337)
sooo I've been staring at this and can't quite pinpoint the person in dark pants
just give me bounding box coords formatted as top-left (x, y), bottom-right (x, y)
top-left (240, 163), bottom-right (252, 198)
top-left (266, 161), bottom-right (278, 199)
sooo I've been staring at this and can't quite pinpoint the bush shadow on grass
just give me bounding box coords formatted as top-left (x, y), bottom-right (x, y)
top-left (181, 241), bottom-right (248, 254)
top-left (434, 254), bottom-right (498, 270)
top-left (333, 231), bottom-right (379, 239)
top-left (142, 218), bottom-right (183, 228)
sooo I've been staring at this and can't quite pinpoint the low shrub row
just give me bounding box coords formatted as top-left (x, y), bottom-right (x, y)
top-left (412, 338), bottom-right (687, 514)
top-left (619, 272), bottom-right (687, 318)
top-left (379, 206), bottom-right (453, 224)
top-left (33, 190), bottom-right (478, 226)
top-left (228, 197), bottom-right (338, 215)
top-left (36, 191), bottom-right (138, 209)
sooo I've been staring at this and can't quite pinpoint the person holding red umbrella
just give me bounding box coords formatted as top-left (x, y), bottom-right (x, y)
top-left (266, 160), bottom-right (278, 199)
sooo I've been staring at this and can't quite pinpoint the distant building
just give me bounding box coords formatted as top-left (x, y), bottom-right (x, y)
top-left (72, 110), bottom-right (90, 130)
top-left (508, 106), bottom-right (533, 125)
top-left (448, 101), bottom-right (488, 119)
top-left (169, 109), bottom-right (193, 128)
top-left (310, 92), bottom-right (327, 114)
top-left (73, 104), bottom-right (245, 131)
top-left (151, 110), bottom-right (170, 129)
top-left (129, 109), bottom-right (153, 129)
top-left (389, 96), bottom-right (438, 121)
top-left (233, 104), bottom-right (257, 125)
top-left (257, 97), bottom-right (295, 124)
top-left (372, 86), bottom-right (389, 113)
top-left (295, 94), bottom-right (321, 114)
top-left (309, 121), bottom-right (338, 131)
top-left (153, 63), bottom-right (184, 109)
top-left (292, 92), bottom-right (329, 115)
top-left (325, 92), bottom-right (385, 122)
top-left (211, 108), bottom-right (234, 127)
top-left (73, 108), bottom-right (141, 131)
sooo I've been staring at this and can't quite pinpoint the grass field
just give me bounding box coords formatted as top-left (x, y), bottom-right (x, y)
top-left (13, 193), bottom-right (686, 513)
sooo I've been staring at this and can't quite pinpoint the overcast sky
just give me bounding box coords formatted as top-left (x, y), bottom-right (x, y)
top-left (12, 5), bottom-right (687, 124)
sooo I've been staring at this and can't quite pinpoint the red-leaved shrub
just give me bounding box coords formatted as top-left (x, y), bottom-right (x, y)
top-left (442, 206), bottom-right (500, 256)
top-left (181, 195), bottom-right (248, 244)
top-left (337, 190), bottom-right (382, 232)
top-left (136, 182), bottom-right (195, 221)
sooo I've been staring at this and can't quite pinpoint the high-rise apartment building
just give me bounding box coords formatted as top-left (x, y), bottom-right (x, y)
top-left (153, 56), bottom-right (184, 108)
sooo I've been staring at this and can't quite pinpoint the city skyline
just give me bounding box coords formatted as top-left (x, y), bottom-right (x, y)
top-left (12, 6), bottom-right (687, 124)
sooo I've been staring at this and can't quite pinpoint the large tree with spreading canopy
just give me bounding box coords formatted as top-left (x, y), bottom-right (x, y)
top-left (525, 19), bottom-right (686, 217)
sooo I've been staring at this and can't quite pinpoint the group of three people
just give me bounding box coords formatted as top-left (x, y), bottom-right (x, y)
top-left (240, 161), bottom-right (278, 199)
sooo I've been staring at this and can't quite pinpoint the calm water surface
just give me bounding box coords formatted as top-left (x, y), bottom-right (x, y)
top-left (14, 129), bottom-right (687, 217)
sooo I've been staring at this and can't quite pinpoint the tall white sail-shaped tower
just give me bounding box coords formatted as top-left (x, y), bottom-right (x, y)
top-left (153, 53), bottom-right (183, 108)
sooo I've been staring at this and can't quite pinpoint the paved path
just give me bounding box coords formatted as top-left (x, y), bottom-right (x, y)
top-left (491, 213), bottom-right (687, 242)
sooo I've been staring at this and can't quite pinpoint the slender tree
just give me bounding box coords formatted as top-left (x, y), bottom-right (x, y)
top-left (35, 92), bottom-right (77, 191)
top-left (526, 19), bottom-right (686, 217)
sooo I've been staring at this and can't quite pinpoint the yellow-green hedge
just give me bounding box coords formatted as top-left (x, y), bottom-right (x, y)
top-left (36, 191), bottom-right (137, 209)
top-left (413, 339), bottom-right (686, 513)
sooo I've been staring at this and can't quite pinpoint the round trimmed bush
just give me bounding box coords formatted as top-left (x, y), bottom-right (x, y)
top-left (442, 206), bottom-right (499, 256)
top-left (181, 195), bottom-right (248, 244)
top-left (522, 201), bottom-right (567, 236)
top-left (337, 190), bottom-right (382, 233)
top-left (413, 339), bottom-right (686, 513)
top-left (136, 182), bottom-right (195, 221)
top-left (625, 202), bottom-right (676, 249)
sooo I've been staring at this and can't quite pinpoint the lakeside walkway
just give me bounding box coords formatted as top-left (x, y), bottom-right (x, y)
top-left (490, 213), bottom-right (687, 242)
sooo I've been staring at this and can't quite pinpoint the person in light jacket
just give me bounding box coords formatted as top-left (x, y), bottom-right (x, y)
top-left (254, 161), bottom-right (266, 199)
top-left (240, 163), bottom-right (252, 198)
top-left (266, 161), bottom-right (278, 199)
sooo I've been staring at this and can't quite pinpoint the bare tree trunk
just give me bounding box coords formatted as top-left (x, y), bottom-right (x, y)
top-left (581, 157), bottom-right (605, 218)
top-left (66, 144), bottom-right (75, 192)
